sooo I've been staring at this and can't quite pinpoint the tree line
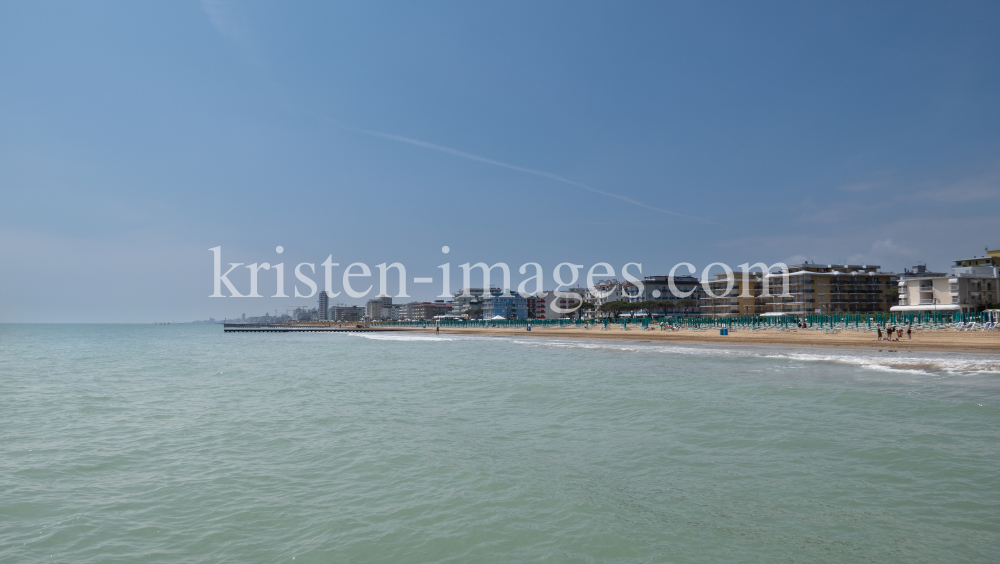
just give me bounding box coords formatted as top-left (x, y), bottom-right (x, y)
top-left (565, 299), bottom-right (700, 320)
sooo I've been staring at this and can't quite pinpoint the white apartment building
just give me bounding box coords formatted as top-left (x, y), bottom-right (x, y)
top-left (892, 251), bottom-right (1000, 314)
top-left (586, 279), bottom-right (639, 306)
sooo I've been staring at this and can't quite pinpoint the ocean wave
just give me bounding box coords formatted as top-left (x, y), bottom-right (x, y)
top-left (499, 337), bottom-right (1000, 375)
top-left (773, 352), bottom-right (1000, 375)
top-left (335, 331), bottom-right (1000, 375)
top-left (346, 333), bottom-right (459, 342)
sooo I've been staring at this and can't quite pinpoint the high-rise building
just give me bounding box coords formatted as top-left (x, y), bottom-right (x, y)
top-left (318, 291), bottom-right (329, 320)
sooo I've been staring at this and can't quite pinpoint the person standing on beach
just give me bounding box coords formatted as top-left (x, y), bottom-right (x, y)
top-left (907, 324), bottom-right (912, 340)
top-left (877, 325), bottom-right (883, 341)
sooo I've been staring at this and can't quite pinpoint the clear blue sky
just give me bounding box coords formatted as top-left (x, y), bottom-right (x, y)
top-left (2, 1), bottom-right (998, 322)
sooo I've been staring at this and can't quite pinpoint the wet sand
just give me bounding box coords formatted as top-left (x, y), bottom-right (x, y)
top-left (405, 325), bottom-right (1000, 353)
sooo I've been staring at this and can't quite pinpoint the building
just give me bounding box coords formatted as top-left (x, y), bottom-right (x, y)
top-left (698, 262), bottom-right (898, 317)
top-left (294, 306), bottom-right (317, 322)
top-left (397, 301), bottom-right (418, 321)
top-left (365, 295), bottom-right (394, 320)
top-left (527, 294), bottom-right (546, 319)
top-left (318, 291), bottom-right (329, 321)
top-left (332, 305), bottom-right (363, 322)
top-left (953, 249), bottom-right (1000, 270)
top-left (700, 272), bottom-right (768, 317)
top-left (895, 275), bottom-right (998, 314)
top-left (543, 288), bottom-right (589, 319)
top-left (641, 275), bottom-right (704, 316)
top-left (765, 262), bottom-right (897, 315)
top-left (483, 294), bottom-right (528, 320)
top-left (892, 249), bottom-right (999, 314)
top-left (451, 288), bottom-right (501, 319)
top-left (587, 279), bottom-right (639, 306)
top-left (396, 301), bottom-right (452, 321)
top-left (411, 301), bottom-right (453, 320)
top-left (898, 264), bottom-right (947, 279)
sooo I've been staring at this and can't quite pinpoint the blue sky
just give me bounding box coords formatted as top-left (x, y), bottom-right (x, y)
top-left (2, 1), bottom-right (999, 322)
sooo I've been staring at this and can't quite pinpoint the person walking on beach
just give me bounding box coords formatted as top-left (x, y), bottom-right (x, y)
top-left (907, 324), bottom-right (912, 340)
top-left (877, 325), bottom-right (883, 341)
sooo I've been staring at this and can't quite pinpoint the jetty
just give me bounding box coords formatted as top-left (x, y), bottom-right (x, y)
top-left (223, 323), bottom-right (403, 333)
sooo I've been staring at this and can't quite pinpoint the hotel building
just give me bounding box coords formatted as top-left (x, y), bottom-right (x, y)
top-left (892, 250), bottom-right (1000, 314)
top-left (699, 263), bottom-right (898, 316)
top-left (404, 301), bottom-right (453, 321)
top-left (699, 272), bottom-right (768, 317)
top-left (483, 294), bottom-right (529, 320)
top-left (639, 275), bottom-right (705, 316)
top-left (332, 305), bottom-right (363, 322)
top-left (765, 263), bottom-right (897, 315)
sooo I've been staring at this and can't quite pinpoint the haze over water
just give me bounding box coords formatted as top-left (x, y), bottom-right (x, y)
top-left (2, 324), bottom-right (998, 563)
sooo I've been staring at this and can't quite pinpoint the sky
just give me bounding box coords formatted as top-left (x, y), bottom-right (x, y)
top-left (1, 1), bottom-right (999, 322)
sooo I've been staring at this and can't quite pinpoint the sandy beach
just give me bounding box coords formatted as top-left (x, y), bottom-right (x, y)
top-left (405, 325), bottom-right (1000, 354)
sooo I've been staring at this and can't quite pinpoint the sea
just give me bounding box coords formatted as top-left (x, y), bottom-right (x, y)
top-left (1, 324), bottom-right (999, 563)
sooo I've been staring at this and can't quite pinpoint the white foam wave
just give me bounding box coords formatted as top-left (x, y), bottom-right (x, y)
top-left (335, 331), bottom-right (1000, 375)
top-left (498, 337), bottom-right (1000, 375)
top-left (347, 333), bottom-right (458, 342)
top-left (773, 351), bottom-right (1000, 375)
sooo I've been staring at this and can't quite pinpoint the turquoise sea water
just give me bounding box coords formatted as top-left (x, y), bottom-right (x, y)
top-left (1, 324), bottom-right (999, 563)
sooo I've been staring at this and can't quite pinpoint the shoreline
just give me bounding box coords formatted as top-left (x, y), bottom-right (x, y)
top-left (398, 326), bottom-right (1000, 354)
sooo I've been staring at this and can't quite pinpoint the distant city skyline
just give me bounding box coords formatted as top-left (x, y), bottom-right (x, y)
top-left (2, 1), bottom-right (999, 322)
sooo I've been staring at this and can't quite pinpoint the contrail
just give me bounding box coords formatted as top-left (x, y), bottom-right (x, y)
top-left (323, 119), bottom-right (720, 225)
top-left (196, 10), bottom-right (707, 223)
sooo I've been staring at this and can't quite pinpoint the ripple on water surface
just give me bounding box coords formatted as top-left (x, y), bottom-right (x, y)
top-left (0, 324), bottom-right (998, 563)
